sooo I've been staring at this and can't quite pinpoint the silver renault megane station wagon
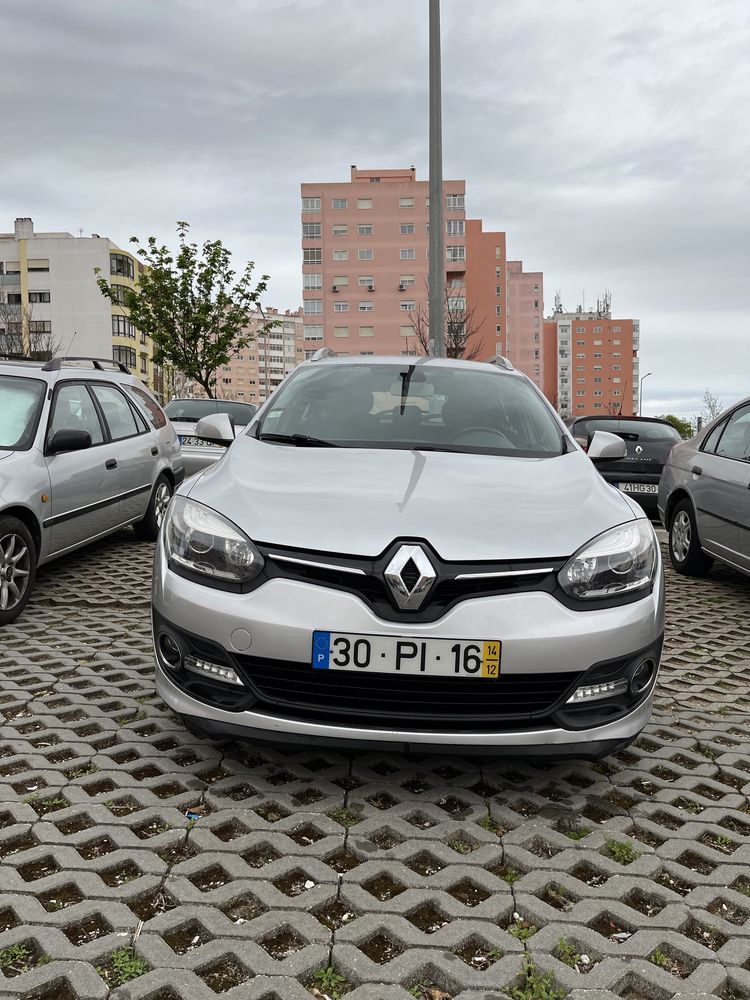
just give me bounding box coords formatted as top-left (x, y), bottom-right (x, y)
top-left (152, 354), bottom-right (664, 758)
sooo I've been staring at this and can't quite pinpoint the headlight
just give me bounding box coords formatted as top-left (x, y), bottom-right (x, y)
top-left (558, 520), bottom-right (657, 600)
top-left (164, 496), bottom-right (264, 585)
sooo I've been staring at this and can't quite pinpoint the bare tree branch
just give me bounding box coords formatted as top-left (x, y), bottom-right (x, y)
top-left (409, 284), bottom-right (485, 360)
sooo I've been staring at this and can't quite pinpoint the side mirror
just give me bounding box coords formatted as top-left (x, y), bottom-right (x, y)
top-left (48, 428), bottom-right (92, 454)
top-left (587, 430), bottom-right (627, 462)
top-left (195, 412), bottom-right (235, 446)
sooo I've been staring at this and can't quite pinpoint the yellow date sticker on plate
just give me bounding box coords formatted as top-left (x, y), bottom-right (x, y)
top-left (481, 640), bottom-right (502, 679)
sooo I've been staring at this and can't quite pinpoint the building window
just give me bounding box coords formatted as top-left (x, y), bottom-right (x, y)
top-left (6, 293), bottom-right (22, 304)
top-left (593, 352), bottom-right (602, 358)
top-left (400, 223), bottom-right (415, 235)
top-left (113, 346), bottom-right (136, 367)
top-left (333, 302), bottom-right (349, 312)
top-left (109, 283), bottom-right (131, 305)
top-left (495, 285), bottom-right (501, 296)
top-left (613, 352), bottom-right (621, 358)
top-left (593, 339), bottom-right (603, 345)
top-left (399, 274), bottom-right (415, 286)
top-left (357, 224), bottom-right (373, 236)
top-left (593, 390), bottom-right (603, 396)
top-left (576, 326), bottom-right (585, 333)
top-left (576, 365), bottom-right (584, 371)
top-left (332, 198), bottom-right (347, 209)
top-left (333, 326), bottom-right (349, 338)
top-left (303, 249), bottom-right (322, 264)
top-left (358, 301), bottom-right (374, 312)
top-left (495, 305), bottom-right (501, 316)
top-left (448, 296), bottom-right (466, 311)
top-left (332, 275), bottom-right (349, 286)
top-left (613, 365), bottom-right (621, 371)
top-left (400, 301), bottom-right (416, 311)
top-left (398, 325), bottom-right (413, 338)
top-left (399, 197), bottom-right (414, 208)
top-left (576, 390), bottom-right (585, 397)
top-left (110, 253), bottom-right (134, 279)
top-left (446, 219), bottom-right (464, 235)
top-left (594, 377), bottom-right (603, 383)
top-left (303, 274), bottom-right (322, 290)
top-left (359, 326), bottom-right (374, 337)
top-left (358, 276), bottom-right (374, 287)
top-left (140, 352), bottom-right (148, 374)
top-left (112, 315), bottom-right (134, 338)
top-left (612, 325), bottom-right (621, 332)
top-left (358, 248), bottom-right (374, 260)
top-left (446, 245), bottom-right (465, 261)
top-left (445, 193), bottom-right (464, 210)
top-left (613, 390), bottom-right (621, 396)
top-left (301, 197), bottom-right (321, 211)
top-left (26, 259), bottom-right (49, 272)
top-left (332, 249), bottom-right (348, 261)
top-left (593, 365), bottom-right (603, 371)
top-left (304, 299), bottom-right (322, 315)
top-left (495, 246), bottom-right (502, 259)
top-left (593, 326), bottom-right (603, 333)
top-left (613, 377), bottom-right (621, 384)
top-left (357, 198), bottom-right (373, 209)
top-left (304, 325), bottom-right (323, 341)
top-left (400, 248), bottom-right (416, 260)
top-left (496, 325), bottom-right (501, 334)
top-left (576, 340), bottom-right (585, 347)
top-left (332, 224), bottom-right (348, 236)
top-left (613, 338), bottom-right (621, 345)
top-left (302, 222), bottom-right (321, 239)
top-left (29, 320), bottom-right (52, 334)
top-left (28, 290), bottom-right (51, 303)
top-left (576, 378), bottom-right (585, 384)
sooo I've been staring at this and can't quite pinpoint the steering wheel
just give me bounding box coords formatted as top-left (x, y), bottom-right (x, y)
top-left (449, 426), bottom-right (514, 446)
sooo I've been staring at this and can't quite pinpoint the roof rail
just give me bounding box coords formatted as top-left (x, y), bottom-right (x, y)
top-left (310, 347), bottom-right (337, 362)
top-left (484, 355), bottom-right (513, 370)
top-left (42, 356), bottom-right (132, 374)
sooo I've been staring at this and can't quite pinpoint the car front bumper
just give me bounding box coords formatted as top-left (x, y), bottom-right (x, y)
top-left (152, 536), bottom-right (665, 756)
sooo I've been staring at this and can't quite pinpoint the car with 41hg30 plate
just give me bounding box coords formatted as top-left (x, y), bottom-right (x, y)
top-left (152, 353), bottom-right (664, 758)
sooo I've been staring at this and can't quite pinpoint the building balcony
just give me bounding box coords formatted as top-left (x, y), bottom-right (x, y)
top-left (0, 274), bottom-right (20, 285)
top-left (0, 301), bottom-right (21, 313)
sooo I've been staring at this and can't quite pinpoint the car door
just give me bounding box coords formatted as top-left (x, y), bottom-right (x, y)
top-left (44, 381), bottom-right (122, 555)
top-left (89, 383), bottom-right (157, 524)
top-left (694, 404), bottom-right (750, 566)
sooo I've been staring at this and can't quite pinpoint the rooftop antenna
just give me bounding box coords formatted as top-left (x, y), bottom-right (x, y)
top-left (77, 227), bottom-right (84, 238)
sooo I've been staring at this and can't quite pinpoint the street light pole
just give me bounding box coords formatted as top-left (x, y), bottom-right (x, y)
top-left (639, 371), bottom-right (652, 415)
top-left (428, 0), bottom-right (445, 357)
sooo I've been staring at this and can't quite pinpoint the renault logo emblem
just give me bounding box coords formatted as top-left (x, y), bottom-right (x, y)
top-left (384, 544), bottom-right (436, 610)
top-left (635, 445), bottom-right (643, 455)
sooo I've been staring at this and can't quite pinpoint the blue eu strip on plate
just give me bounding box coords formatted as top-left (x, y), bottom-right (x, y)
top-left (312, 631), bottom-right (330, 669)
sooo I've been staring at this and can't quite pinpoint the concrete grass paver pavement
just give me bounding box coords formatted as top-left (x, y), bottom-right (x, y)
top-left (0, 530), bottom-right (748, 1000)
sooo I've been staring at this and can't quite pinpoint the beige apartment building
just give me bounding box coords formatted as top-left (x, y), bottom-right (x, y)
top-left (0, 217), bottom-right (164, 396)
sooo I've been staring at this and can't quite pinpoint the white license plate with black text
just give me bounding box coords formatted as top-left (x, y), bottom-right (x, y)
top-left (618, 482), bottom-right (658, 494)
top-left (312, 631), bottom-right (501, 679)
top-left (179, 435), bottom-right (221, 448)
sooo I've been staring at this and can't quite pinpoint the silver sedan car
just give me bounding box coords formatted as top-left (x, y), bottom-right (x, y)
top-left (165, 398), bottom-right (257, 476)
top-left (659, 397), bottom-right (750, 577)
top-left (152, 355), bottom-right (664, 758)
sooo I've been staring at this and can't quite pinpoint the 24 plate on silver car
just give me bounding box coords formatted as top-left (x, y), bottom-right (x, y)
top-left (312, 631), bottom-right (501, 678)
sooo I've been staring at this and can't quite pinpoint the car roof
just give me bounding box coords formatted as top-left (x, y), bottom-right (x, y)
top-left (570, 414), bottom-right (675, 427)
top-left (166, 398), bottom-right (256, 409)
top-left (0, 357), bottom-right (150, 389)
top-left (303, 354), bottom-right (522, 377)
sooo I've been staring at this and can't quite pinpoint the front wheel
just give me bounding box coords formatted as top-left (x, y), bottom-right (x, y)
top-left (669, 499), bottom-right (713, 576)
top-left (134, 474), bottom-right (173, 541)
top-left (0, 517), bottom-right (37, 626)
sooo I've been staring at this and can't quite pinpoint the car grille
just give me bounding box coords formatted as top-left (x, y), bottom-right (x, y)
top-left (235, 654), bottom-right (582, 731)
top-left (259, 542), bottom-right (564, 623)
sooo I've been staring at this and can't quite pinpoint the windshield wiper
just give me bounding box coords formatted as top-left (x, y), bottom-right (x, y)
top-left (258, 432), bottom-right (338, 448)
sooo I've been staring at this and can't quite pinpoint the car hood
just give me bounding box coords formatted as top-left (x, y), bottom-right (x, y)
top-left (186, 437), bottom-right (635, 561)
top-left (0, 451), bottom-right (13, 462)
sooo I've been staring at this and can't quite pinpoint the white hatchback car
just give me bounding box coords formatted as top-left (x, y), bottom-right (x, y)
top-left (152, 355), bottom-right (664, 758)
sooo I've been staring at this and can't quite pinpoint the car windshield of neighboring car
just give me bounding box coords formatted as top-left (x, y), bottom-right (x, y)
top-left (164, 399), bottom-right (256, 425)
top-left (0, 375), bottom-right (46, 451)
top-left (256, 362), bottom-right (563, 457)
top-left (574, 418), bottom-right (682, 443)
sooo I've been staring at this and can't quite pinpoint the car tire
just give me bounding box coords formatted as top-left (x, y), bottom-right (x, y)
top-left (668, 499), bottom-right (713, 576)
top-left (134, 474), bottom-right (173, 541)
top-left (0, 516), bottom-right (37, 627)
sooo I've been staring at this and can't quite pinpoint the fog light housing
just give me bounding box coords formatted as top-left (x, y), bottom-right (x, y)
top-left (184, 654), bottom-right (244, 687)
top-left (631, 658), bottom-right (655, 696)
top-left (158, 632), bottom-right (182, 670)
top-left (567, 678), bottom-right (628, 704)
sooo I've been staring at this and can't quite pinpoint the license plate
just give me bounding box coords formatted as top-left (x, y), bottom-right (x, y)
top-left (312, 631), bottom-right (501, 678)
top-left (619, 483), bottom-right (658, 494)
top-left (179, 435), bottom-right (220, 448)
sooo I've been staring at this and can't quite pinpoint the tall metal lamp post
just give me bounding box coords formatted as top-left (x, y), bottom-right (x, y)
top-left (639, 372), bottom-right (652, 415)
top-left (428, 0), bottom-right (445, 357)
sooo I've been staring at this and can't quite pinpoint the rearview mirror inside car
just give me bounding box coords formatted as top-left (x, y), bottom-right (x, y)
top-left (195, 412), bottom-right (235, 446)
top-left (587, 430), bottom-right (627, 462)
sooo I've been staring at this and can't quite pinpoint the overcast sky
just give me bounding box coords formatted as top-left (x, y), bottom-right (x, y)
top-left (1, 0), bottom-right (748, 419)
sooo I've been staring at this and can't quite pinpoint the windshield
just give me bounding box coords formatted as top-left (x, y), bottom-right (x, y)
top-left (0, 375), bottom-right (46, 451)
top-left (256, 363), bottom-right (563, 456)
top-left (165, 399), bottom-right (256, 425)
top-left (573, 418), bottom-right (681, 443)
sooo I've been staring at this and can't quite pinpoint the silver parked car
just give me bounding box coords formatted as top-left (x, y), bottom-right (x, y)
top-left (165, 398), bottom-right (257, 476)
top-left (659, 397), bottom-right (750, 577)
top-left (0, 356), bottom-right (183, 625)
top-left (152, 355), bottom-right (664, 758)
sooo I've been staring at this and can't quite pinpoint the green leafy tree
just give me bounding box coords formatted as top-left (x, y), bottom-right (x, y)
top-left (658, 414), bottom-right (695, 439)
top-left (96, 221), bottom-right (277, 398)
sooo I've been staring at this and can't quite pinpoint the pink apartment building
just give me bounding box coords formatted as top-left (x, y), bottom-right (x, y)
top-left (210, 307), bottom-right (303, 404)
top-left (506, 261), bottom-right (544, 390)
top-left (301, 166), bottom-right (466, 357)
